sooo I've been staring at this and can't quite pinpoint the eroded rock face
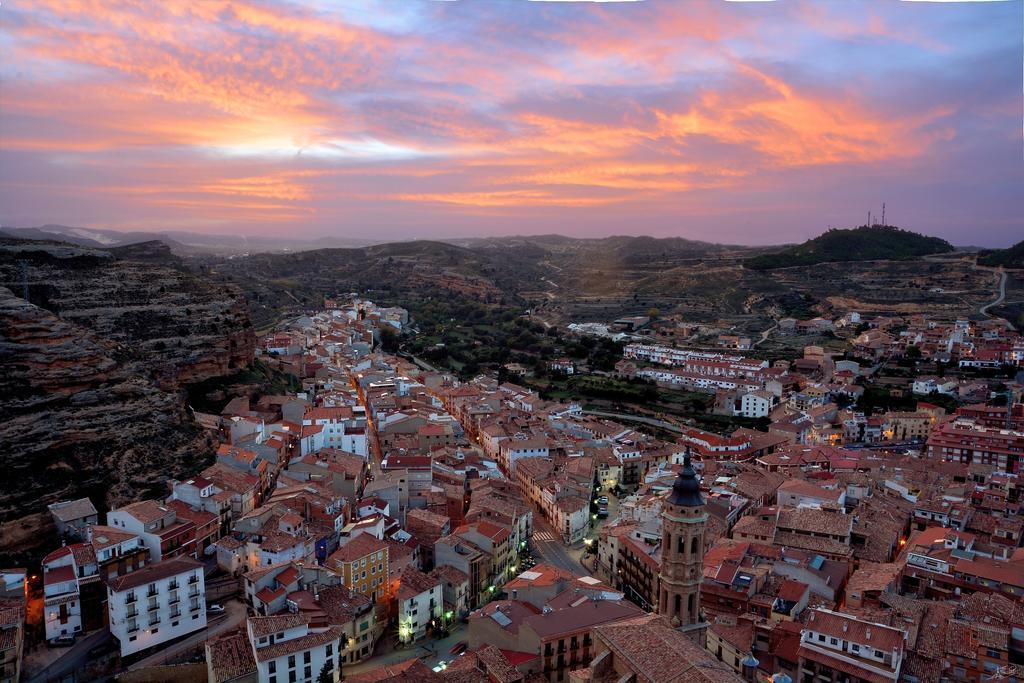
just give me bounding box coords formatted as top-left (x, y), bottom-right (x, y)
top-left (0, 240), bottom-right (255, 530)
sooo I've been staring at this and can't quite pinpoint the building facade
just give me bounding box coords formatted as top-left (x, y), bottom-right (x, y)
top-left (657, 451), bottom-right (706, 627)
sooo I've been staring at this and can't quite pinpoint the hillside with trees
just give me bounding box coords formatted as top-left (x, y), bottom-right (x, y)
top-left (744, 226), bottom-right (954, 270)
top-left (978, 240), bottom-right (1024, 268)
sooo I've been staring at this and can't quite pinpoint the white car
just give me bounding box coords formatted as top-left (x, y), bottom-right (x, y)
top-left (207, 603), bottom-right (226, 614)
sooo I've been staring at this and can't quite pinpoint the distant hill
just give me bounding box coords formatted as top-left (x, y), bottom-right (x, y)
top-left (0, 225), bottom-right (381, 256)
top-left (977, 240), bottom-right (1024, 268)
top-left (744, 226), bottom-right (954, 270)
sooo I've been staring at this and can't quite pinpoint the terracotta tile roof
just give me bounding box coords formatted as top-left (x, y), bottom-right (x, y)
top-left (48, 498), bottom-right (97, 523)
top-left (522, 596), bottom-right (642, 639)
top-left (709, 617), bottom-right (754, 653)
top-left (328, 534), bottom-right (388, 565)
top-left (248, 612), bottom-right (309, 639)
top-left (847, 562), bottom-right (901, 596)
top-left (796, 645), bottom-right (893, 683)
top-left (593, 614), bottom-right (745, 683)
top-left (44, 565), bottom-right (75, 586)
top-left (70, 543), bottom-right (97, 567)
top-left (776, 508), bottom-right (852, 537)
top-left (955, 556), bottom-right (1024, 588)
top-left (345, 659), bottom-right (441, 683)
top-left (806, 608), bottom-right (905, 652)
top-left (429, 565), bottom-right (469, 585)
top-left (773, 531), bottom-right (851, 557)
top-left (115, 499), bottom-right (172, 524)
top-left (315, 584), bottom-right (372, 625)
top-left (396, 566), bottom-right (440, 601)
top-left (86, 525), bottom-right (138, 550)
top-left (107, 557), bottom-right (202, 592)
top-left (777, 579), bottom-right (809, 602)
top-left (206, 629), bottom-right (256, 683)
top-left (254, 625), bottom-right (345, 662)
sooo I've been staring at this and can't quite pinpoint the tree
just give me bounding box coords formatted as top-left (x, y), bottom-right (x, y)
top-left (905, 345), bottom-right (922, 360)
top-left (379, 326), bottom-right (400, 352)
top-left (646, 307), bottom-right (660, 320)
top-left (316, 661), bottom-right (333, 683)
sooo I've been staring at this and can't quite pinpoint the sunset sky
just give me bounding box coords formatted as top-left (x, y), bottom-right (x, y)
top-left (1, 0), bottom-right (1021, 246)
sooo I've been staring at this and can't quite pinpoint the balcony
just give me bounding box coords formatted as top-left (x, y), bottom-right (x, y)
top-left (170, 610), bottom-right (181, 619)
top-left (147, 587), bottom-right (158, 598)
top-left (127, 622), bottom-right (139, 634)
top-left (168, 593), bottom-right (180, 605)
top-left (188, 575), bottom-right (199, 585)
top-left (126, 608), bottom-right (138, 619)
top-left (125, 594), bottom-right (137, 605)
top-left (168, 581), bottom-right (178, 590)
top-left (148, 601), bottom-right (160, 612)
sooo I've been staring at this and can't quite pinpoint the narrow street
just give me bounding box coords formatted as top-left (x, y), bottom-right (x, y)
top-left (531, 516), bottom-right (587, 574)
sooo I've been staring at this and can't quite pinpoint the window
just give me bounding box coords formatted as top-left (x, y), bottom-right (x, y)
top-left (288, 655), bottom-right (296, 668)
top-left (303, 652), bottom-right (310, 664)
top-left (818, 634), bottom-right (825, 642)
top-left (269, 662), bottom-right (277, 674)
top-left (830, 638), bottom-right (838, 646)
top-left (304, 666), bottom-right (311, 679)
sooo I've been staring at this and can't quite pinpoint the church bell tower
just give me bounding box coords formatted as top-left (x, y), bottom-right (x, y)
top-left (658, 448), bottom-right (706, 626)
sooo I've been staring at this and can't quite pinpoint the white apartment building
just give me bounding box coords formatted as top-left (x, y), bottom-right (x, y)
top-left (302, 408), bottom-right (368, 457)
top-left (106, 557), bottom-right (207, 657)
top-left (740, 390), bottom-right (775, 418)
top-left (247, 614), bottom-right (345, 683)
top-left (41, 545), bottom-right (94, 641)
top-left (797, 609), bottom-right (906, 683)
top-left (396, 567), bottom-right (443, 643)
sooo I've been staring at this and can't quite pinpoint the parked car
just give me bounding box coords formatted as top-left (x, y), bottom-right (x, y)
top-left (598, 496), bottom-right (609, 505)
top-left (51, 635), bottom-right (76, 647)
top-left (597, 508), bottom-right (609, 519)
top-left (207, 603), bottom-right (226, 614)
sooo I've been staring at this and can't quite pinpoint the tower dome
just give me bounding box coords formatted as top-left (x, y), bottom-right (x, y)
top-left (667, 448), bottom-right (704, 507)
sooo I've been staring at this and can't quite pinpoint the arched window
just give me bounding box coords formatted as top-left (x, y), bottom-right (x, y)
top-left (677, 534), bottom-right (685, 554)
top-left (688, 594), bottom-right (695, 617)
top-left (691, 536), bottom-right (700, 555)
top-left (674, 594), bottom-right (682, 617)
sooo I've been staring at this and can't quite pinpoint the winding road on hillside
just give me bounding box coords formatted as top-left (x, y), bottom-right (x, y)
top-left (979, 267), bottom-right (1007, 318)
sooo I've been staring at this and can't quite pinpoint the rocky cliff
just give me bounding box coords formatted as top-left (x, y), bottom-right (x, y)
top-left (0, 239), bottom-right (255, 536)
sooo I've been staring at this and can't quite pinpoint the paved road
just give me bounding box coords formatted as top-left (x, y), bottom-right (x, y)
top-left (126, 600), bottom-right (247, 671)
top-left (25, 628), bottom-right (111, 683)
top-left (530, 517), bottom-right (590, 575)
top-left (754, 323), bottom-right (778, 348)
top-left (582, 409), bottom-right (684, 434)
top-left (980, 268), bottom-right (1008, 318)
top-left (341, 620), bottom-right (470, 676)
